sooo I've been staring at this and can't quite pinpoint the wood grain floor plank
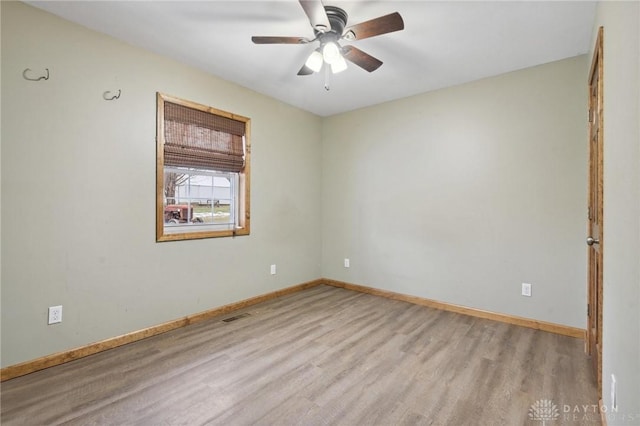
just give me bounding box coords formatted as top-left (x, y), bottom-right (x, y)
top-left (1, 285), bottom-right (599, 425)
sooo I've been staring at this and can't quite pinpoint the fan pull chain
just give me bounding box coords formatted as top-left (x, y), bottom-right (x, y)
top-left (324, 64), bottom-right (331, 91)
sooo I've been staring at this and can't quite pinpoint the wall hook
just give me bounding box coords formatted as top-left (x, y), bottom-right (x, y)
top-left (103, 90), bottom-right (121, 101)
top-left (23, 68), bottom-right (49, 81)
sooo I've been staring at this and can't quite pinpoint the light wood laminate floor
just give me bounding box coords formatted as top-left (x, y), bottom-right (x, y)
top-left (1, 285), bottom-right (600, 425)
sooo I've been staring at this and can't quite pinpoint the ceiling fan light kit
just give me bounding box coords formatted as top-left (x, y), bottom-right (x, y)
top-left (252, 0), bottom-right (404, 89)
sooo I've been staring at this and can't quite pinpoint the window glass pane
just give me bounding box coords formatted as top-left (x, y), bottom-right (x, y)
top-left (212, 176), bottom-right (233, 224)
top-left (163, 169), bottom-right (236, 231)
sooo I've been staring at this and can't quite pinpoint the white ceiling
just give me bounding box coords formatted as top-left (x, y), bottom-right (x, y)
top-left (27, 1), bottom-right (597, 117)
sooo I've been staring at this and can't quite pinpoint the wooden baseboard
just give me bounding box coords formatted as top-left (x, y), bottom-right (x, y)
top-left (0, 279), bottom-right (323, 382)
top-left (323, 278), bottom-right (585, 339)
top-left (2, 277), bottom-right (585, 382)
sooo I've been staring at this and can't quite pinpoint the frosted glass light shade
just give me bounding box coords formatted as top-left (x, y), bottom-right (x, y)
top-left (322, 42), bottom-right (341, 65)
top-left (305, 50), bottom-right (323, 73)
top-left (331, 54), bottom-right (347, 73)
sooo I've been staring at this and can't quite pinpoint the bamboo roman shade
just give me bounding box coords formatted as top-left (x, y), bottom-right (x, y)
top-left (163, 102), bottom-right (246, 173)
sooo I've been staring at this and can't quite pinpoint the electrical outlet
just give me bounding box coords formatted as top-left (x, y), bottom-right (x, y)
top-left (344, 258), bottom-right (350, 268)
top-left (270, 264), bottom-right (276, 275)
top-left (522, 283), bottom-right (532, 297)
top-left (48, 305), bottom-right (62, 324)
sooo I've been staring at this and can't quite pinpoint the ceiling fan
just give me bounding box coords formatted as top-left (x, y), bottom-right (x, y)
top-left (251, 0), bottom-right (404, 89)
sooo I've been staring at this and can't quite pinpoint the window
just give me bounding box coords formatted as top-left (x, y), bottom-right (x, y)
top-left (156, 93), bottom-right (250, 241)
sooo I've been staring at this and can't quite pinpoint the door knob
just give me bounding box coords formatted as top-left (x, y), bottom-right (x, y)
top-left (586, 236), bottom-right (600, 246)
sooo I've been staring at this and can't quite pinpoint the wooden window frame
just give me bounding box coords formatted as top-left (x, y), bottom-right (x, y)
top-left (156, 93), bottom-right (251, 242)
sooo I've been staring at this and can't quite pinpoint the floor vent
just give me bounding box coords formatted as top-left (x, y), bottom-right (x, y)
top-left (222, 313), bottom-right (251, 323)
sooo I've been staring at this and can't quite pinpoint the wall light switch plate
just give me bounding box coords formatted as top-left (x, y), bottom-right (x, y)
top-left (270, 264), bottom-right (276, 275)
top-left (344, 258), bottom-right (350, 268)
top-left (522, 283), bottom-right (532, 297)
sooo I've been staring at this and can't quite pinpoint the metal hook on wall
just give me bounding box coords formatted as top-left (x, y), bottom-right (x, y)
top-left (103, 90), bottom-right (121, 101)
top-left (23, 68), bottom-right (49, 81)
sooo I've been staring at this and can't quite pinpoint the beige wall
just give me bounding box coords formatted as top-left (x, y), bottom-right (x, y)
top-left (0, 2), bottom-right (322, 367)
top-left (592, 1), bottom-right (640, 420)
top-left (322, 55), bottom-right (589, 329)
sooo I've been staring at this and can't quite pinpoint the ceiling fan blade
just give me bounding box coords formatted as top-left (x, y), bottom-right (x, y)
top-left (297, 64), bottom-right (314, 76)
top-left (299, 0), bottom-right (331, 32)
top-left (251, 36), bottom-right (309, 44)
top-left (343, 12), bottom-right (404, 41)
top-left (342, 45), bottom-right (383, 72)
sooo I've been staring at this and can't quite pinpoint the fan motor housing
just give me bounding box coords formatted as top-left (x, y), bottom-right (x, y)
top-left (323, 6), bottom-right (348, 35)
